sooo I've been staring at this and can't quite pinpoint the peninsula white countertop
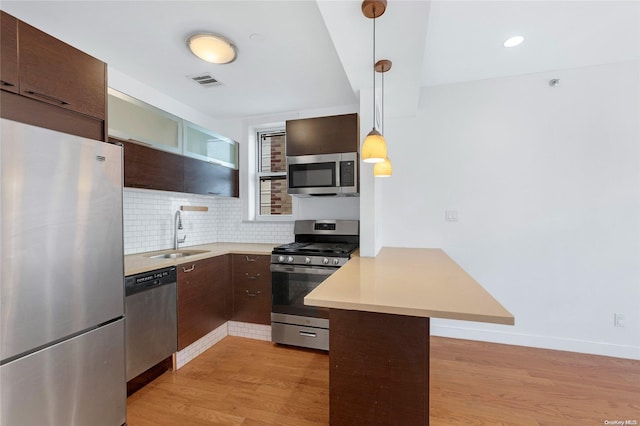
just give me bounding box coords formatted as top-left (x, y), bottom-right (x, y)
top-left (124, 242), bottom-right (276, 276)
top-left (305, 247), bottom-right (514, 325)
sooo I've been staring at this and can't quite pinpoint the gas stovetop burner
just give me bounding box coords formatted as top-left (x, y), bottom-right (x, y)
top-left (273, 242), bottom-right (358, 256)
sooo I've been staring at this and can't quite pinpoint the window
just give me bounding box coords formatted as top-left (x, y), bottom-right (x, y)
top-left (257, 130), bottom-right (292, 216)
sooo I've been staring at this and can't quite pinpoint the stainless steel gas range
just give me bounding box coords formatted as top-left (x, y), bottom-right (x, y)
top-left (271, 220), bottom-right (359, 351)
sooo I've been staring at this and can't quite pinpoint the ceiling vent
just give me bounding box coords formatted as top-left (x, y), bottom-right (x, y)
top-left (188, 73), bottom-right (222, 88)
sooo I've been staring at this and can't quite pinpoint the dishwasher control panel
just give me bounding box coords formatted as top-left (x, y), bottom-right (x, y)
top-left (125, 267), bottom-right (177, 296)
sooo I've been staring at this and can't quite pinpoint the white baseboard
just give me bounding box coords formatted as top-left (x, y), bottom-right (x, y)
top-left (228, 321), bottom-right (271, 341)
top-left (430, 324), bottom-right (640, 360)
top-left (175, 323), bottom-right (228, 369)
top-left (175, 321), bottom-right (273, 369)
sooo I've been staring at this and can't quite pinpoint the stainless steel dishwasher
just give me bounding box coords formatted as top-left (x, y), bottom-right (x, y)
top-left (125, 266), bottom-right (177, 381)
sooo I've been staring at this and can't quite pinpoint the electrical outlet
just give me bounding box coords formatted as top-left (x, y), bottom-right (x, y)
top-left (614, 313), bottom-right (626, 328)
top-left (445, 210), bottom-right (459, 222)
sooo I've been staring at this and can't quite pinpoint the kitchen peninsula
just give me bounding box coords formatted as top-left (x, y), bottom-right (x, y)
top-left (305, 247), bottom-right (514, 426)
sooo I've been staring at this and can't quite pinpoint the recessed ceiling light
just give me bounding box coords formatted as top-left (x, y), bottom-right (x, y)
top-left (503, 35), bottom-right (525, 48)
top-left (249, 33), bottom-right (265, 42)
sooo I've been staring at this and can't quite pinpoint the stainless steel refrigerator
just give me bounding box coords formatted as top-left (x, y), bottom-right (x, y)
top-left (0, 119), bottom-right (126, 425)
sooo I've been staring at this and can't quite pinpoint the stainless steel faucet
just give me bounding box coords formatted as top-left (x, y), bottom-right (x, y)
top-left (174, 210), bottom-right (186, 250)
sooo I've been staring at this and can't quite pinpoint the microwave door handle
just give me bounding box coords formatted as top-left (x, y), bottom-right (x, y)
top-left (335, 160), bottom-right (340, 187)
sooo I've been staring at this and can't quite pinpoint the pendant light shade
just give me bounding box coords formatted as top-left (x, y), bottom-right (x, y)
top-left (362, 128), bottom-right (387, 163)
top-left (373, 59), bottom-right (392, 175)
top-left (374, 157), bottom-right (393, 177)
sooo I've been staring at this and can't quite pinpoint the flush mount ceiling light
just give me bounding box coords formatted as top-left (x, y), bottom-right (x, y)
top-left (361, 0), bottom-right (388, 164)
top-left (503, 35), bottom-right (525, 48)
top-left (187, 33), bottom-right (237, 64)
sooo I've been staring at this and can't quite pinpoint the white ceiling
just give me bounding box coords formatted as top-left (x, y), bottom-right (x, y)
top-left (2, 1), bottom-right (639, 120)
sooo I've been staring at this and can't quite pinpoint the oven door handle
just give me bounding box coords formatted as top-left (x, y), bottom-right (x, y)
top-left (270, 264), bottom-right (336, 276)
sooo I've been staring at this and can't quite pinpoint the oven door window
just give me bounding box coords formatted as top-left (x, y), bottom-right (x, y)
top-left (288, 162), bottom-right (336, 188)
top-left (271, 266), bottom-right (333, 319)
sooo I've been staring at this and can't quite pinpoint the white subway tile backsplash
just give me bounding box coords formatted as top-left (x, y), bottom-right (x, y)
top-left (123, 188), bottom-right (293, 254)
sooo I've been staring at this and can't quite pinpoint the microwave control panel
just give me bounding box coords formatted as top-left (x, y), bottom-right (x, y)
top-left (340, 161), bottom-right (355, 187)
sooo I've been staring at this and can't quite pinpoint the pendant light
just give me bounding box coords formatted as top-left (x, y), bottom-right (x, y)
top-left (361, 0), bottom-right (388, 163)
top-left (374, 59), bottom-right (392, 177)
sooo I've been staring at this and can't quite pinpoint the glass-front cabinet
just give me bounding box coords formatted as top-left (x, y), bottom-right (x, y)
top-left (107, 89), bottom-right (182, 154)
top-left (184, 121), bottom-right (239, 170)
top-left (107, 88), bottom-right (239, 197)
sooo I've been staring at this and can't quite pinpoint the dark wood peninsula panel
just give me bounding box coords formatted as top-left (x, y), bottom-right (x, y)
top-left (0, 11), bottom-right (107, 141)
top-left (231, 254), bottom-right (271, 325)
top-left (177, 255), bottom-right (230, 351)
top-left (329, 310), bottom-right (430, 426)
top-left (285, 113), bottom-right (359, 156)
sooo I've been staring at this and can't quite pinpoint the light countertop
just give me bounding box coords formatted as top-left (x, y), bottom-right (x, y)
top-left (124, 242), bottom-right (276, 276)
top-left (304, 247), bottom-right (514, 325)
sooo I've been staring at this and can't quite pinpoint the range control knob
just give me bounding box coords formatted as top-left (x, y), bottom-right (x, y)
top-left (332, 258), bottom-right (340, 265)
top-left (323, 257), bottom-right (330, 265)
top-left (287, 256), bottom-right (294, 263)
top-left (278, 255), bottom-right (285, 262)
top-left (305, 257), bottom-right (311, 264)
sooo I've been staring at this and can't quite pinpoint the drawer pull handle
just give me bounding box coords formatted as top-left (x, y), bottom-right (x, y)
top-left (245, 256), bottom-right (258, 262)
top-left (245, 273), bottom-right (261, 280)
top-left (1, 80), bottom-right (15, 87)
top-left (182, 265), bottom-right (195, 273)
top-left (245, 290), bottom-right (261, 297)
top-left (25, 90), bottom-right (69, 105)
top-left (299, 331), bottom-right (317, 338)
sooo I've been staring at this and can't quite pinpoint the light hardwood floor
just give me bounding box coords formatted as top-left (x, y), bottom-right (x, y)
top-left (126, 336), bottom-right (640, 425)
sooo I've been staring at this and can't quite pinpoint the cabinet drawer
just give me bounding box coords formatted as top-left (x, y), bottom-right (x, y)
top-left (232, 279), bottom-right (271, 325)
top-left (232, 254), bottom-right (270, 274)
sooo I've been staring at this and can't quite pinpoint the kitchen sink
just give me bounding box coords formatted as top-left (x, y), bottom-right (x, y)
top-left (146, 250), bottom-right (210, 259)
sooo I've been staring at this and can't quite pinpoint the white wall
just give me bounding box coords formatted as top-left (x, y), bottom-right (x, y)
top-left (380, 61), bottom-right (640, 359)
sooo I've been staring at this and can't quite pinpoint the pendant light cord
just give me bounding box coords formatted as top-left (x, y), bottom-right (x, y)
top-left (372, 9), bottom-right (376, 130)
top-left (381, 65), bottom-right (384, 135)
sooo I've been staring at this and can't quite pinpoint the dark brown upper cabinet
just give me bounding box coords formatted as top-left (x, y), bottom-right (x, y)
top-left (183, 156), bottom-right (239, 197)
top-left (0, 11), bottom-right (107, 141)
top-left (117, 139), bottom-right (185, 193)
top-left (115, 138), bottom-right (239, 197)
top-left (285, 113), bottom-right (359, 156)
top-left (0, 12), bottom-right (19, 94)
top-left (18, 19), bottom-right (106, 120)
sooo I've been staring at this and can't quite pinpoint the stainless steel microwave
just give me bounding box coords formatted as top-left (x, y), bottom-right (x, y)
top-left (287, 152), bottom-right (358, 196)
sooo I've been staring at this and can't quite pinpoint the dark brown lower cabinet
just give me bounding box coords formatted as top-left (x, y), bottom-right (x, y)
top-left (329, 309), bottom-right (430, 426)
top-left (177, 255), bottom-right (230, 350)
top-left (231, 254), bottom-right (271, 325)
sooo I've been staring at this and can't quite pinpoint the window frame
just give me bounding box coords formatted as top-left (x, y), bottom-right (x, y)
top-left (255, 128), bottom-right (293, 220)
